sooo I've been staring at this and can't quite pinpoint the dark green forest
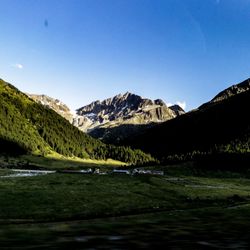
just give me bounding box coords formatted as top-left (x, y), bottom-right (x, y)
top-left (89, 123), bottom-right (155, 144)
top-left (0, 79), bottom-right (155, 165)
top-left (122, 85), bottom-right (250, 164)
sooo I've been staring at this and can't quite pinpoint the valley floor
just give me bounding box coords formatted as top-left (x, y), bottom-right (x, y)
top-left (0, 154), bottom-right (126, 171)
top-left (1, 205), bottom-right (250, 249)
top-left (0, 163), bottom-right (250, 249)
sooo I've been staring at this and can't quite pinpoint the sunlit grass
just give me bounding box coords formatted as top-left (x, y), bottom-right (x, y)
top-left (0, 153), bottom-right (126, 171)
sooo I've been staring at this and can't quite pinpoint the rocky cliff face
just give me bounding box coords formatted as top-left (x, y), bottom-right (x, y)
top-left (29, 92), bottom-right (185, 134)
top-left (169, 105), bottom-right (185, 116)
top-left (28, 94), bottom-right (74, 123)
top-left (75, 92), bottom-right (179, 132)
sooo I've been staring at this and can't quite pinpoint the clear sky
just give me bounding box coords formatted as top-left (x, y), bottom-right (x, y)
top-left (0, 0), bottom-right (250, 111)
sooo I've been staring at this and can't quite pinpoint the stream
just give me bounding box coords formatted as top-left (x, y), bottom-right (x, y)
top-left (0, 169), bottom-right (56, 178)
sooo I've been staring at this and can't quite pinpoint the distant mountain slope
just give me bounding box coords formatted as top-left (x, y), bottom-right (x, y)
top-left (29, 91), bottom-right (185, 143)
top-left (169, 104), bottom-right (185, 116)
top-left (28, 94), bottom-right (74, 123)
top-left (75, 92), bottom-right (179, 132)
top-left (74, 92), bottom-right (184, 142)
top-left (123, 79), bottom-right (250, 162)
top-left (89, 123), bottom-right (156, 144)
top-left (29, 92), bottom-right (185, 140)
top-left (0, 79), bottom-right (155, 165)
top-left (199, 78), bottom-right (250, 109)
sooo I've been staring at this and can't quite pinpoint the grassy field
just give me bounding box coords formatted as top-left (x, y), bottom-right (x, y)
top-left (0, 154), bottom-right (126, 171)
top-left (1, 165), bottom-right (250, 248)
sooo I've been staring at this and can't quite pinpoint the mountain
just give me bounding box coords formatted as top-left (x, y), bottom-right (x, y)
top-left (0, 78), bottom-right (155, 165)
top-left (169, 104), bottom-right (185, 116)
top-left (72, 92), bottom-right (185, 143)
top-left (2, 76), bottom-right (249, 166)
top-left (89, 123), bottom-right (156, 144)
top-left (121, 78), bottom-right (250, 163)
top-left (28, 94), bottom-right (74, 123)
top-left (75, 92), bottom-right (179, 132)
top-left (30, 91), bottom-right (185, 144)
top-left (199, 78), bottom-right (250, 109)
top-left (29, 92), bottom-right (185, 140)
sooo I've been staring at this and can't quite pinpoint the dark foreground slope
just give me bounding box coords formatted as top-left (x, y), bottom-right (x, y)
top-left (0, 79), bottom-right (154, 165)
top-left (124, 79), bottom-right (250, 163)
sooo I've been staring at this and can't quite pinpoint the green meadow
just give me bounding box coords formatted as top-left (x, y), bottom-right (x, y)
top-left (1, 161), bottom-right (250, 248)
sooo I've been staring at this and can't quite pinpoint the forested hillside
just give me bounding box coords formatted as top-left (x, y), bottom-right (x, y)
top-left (123, 82), bottom-right (250, 163)
top-left (0, 79), bottom-right (154, 165)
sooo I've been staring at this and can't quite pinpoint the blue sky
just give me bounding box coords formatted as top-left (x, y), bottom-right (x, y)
top-left (1, 0), bottom-right (250, 111)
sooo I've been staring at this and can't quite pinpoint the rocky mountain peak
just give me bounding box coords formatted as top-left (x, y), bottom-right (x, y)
top-left (75, 92), bottom-right (182, 132)
top-left (29, 91), bottom-right (185, 134)
top-left (28, 94), bottom-right (74, 123)
top-left (154, 99), bottom-right (166, 106)
top-left (169, 104), bottom-right (185, 116)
